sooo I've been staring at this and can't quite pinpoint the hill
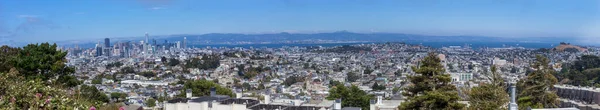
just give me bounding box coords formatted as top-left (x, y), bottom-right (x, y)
top-left (553, 42), bottom-right (587, 52)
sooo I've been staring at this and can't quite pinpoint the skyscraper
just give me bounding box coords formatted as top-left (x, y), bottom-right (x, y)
top-left (95, 42), bottom-right (102, 57)
top-left (104, 38), bottom-right (110, 47)
top-left (183, 37), bottom-right (187, 48)
top-left (145, 32), bottom-right (149, 45)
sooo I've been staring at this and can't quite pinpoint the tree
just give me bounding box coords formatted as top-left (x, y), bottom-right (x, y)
top-left (371, 82), bottom-right (386, 91)
top-left (517, 55), bottom-right (559, 108)
top-left (326, 84), bottom-right (372, 110)
top-left (363, 67), bottom-right (373, 74)
top-left (394, 70), bottom-right (402, 76)
top-left (180, 80), bottom-right (234, 97)
top-left (110, 92), bottom-right (127, 101)
top-left (79, 85), bottom-right (109, 103)
top-left (167, 58), bottom-right (180, 66)
top-left (468, 65), bottom-right (509, 109)
top-left (347, 72), bottom-right (360, 82)
top-left (0, 45), bottom-right (20, 73)
top-left (13, 43), bottom-right (74, 81)
top-left (242, 82), bottom-right (252, 90)
top-left (258, 83), bottom-right (265, 90)
top-left (283, 75), bottom-right (305, 86)
top-left (92, 78), bottom-right (102, 84)
top-left (137, 71), bottom-right (156, 78)
top-left (160, 57), bottom-right (167, 63)
top-left (146, 98), bottom-right (156, 107)
top-left (392, 87), bottom-right (400, 94)
top-left (399, 52), bottom-right (464, 109)
top-left (120, 66), bottom-right (135, 74)
top-left (57, 75), bottom-right (81, 87)
top-left (329, 80), bottom-right (342, 87)
top-left (556, 55), bottom-right (600, 86)
top-left (106, 62), bottom-right (123, 69)
top-left (185, 54), bottom-right (221, 70)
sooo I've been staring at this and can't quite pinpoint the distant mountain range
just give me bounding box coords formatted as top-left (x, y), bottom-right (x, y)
top-left (11, 31), bottom-right (578, 48)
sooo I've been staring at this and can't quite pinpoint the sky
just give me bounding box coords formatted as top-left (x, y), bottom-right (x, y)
top-left (1, 0), bottom-right (600, 43)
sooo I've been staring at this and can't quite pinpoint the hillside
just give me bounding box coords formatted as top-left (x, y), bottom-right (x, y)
top-left (554, 42), bottom-right (587, 52)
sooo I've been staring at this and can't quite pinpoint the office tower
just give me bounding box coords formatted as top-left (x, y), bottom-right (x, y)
top-left (104, 48), bottom-right (111, 57)
top-left (145, 32), bottom-right (149, 45)
top-left (95, 44), bottom-right (102, 57)
top-left (176, 41), bottom-right (181, 49)
top-left (104, 38), bottom-right (110, 47)
top-left (183, 37), bottom-right (187, 48)
top-left (152, 39), bottom-right (156, 46)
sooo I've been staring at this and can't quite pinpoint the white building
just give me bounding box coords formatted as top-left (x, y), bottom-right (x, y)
top-left (451, 73), bottom-right (473, 83)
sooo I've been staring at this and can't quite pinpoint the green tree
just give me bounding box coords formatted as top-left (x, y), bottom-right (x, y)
top-left (517, 55), bottom-right (559, 108)
top-left (468, 65), bottom-right (509, 109)
top-left (392, 87), bottom-right (401, 94)
top-left (326, 84), bottom-right (372, 110)
top-left (242, 82), bottom-right (252, 90)
top-left (399, 52), bottom-right (464, 110)
top-left (0, 45), bottom-right (20, 73)
top-left (394, 70), bottom-right (402, 76)
top-left (185, 54), bottom-right (221, 70)
top-left (57, 75), bottom-right (82, 87)
top-left (160, 57), bottom-right (167, 63)
top-left (146, 98), bottom-right (156, 107)
top-left (110, 92), bottom-right (127, 102)
top-left (347, 72), bottom-right (360, 82)
top-left (180, 80), bottom-right (234, 97)
top-left (258, 83), bottom-right (265, 90)
top-left (329, 80), bottom-right (342, 87)
top-left (79, 85), bottom-right (109, 103)
top-left (120, 66), bottom-right (135, 74)
top-left (92, 78), bottom-right (102, 84)
top-left (168, 58), bottom-right (180, 66)
top-left (14, 43), bottom-right (74, 81)
top-left (372, 82), bottom-right (386, 91)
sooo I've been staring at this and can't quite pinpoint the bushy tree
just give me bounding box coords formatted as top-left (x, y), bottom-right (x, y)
top-left (146, 98), bottom-right (156, 107)
top-left (167, 58), bottom-right (180, 66)
top-left (371, 82), bottom-right (386, 91)
top-left (13, 43), bottom-right (74, 81)
top-left (110, 92), bottom-right (127, 102)
top-left (185, 54), bottom-right (221, 70)
top-left (0, 45), bottom-right (20, 73)
top-left (347, 72), bottom-right (360, 82)
top-left (399, 52), bottom-right (464, 109)
top-left (517, 55), bottom-right (559, 108)
top-left (180, 80), bottom-right (234, 97)
top-left (79, 85), bottom-right (109, 103)
top-left (468, 66), bottom-right (509, 109)
top-left (556, 55), bottom-right (600, 86)
top-left (326, 84), bottom-right (372, 110)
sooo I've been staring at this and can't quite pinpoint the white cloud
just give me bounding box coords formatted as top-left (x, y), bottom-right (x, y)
top-left (17, 15), bottom-right (37, 18)
top-left (149, 7), bottom-right (166, 10)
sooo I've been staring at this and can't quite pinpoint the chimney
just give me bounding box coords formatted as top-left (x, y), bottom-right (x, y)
top-left (370, 99), bottom-right (377, 110)
top-left (509, 84), bottom-right (518, 110)
top-left (377, 95), bottom-right (382, 105)
top-left (334, 99), bottom-right (342, 110)
top-left (210, 87), bottom-right (216, 97)
top-left (236, 92), bottom-right (242, 98)
top-left (186, 89), bottom-right (192, 98)
top-left (263, 94), bottom-right (271, 104)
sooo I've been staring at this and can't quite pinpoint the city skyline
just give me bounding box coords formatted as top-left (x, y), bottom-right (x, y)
top-left (1, 0), bottom-right (600, 44)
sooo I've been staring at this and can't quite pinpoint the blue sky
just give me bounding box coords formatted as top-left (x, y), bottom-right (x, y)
top-left (1, 0), bottom-right (600, 43)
